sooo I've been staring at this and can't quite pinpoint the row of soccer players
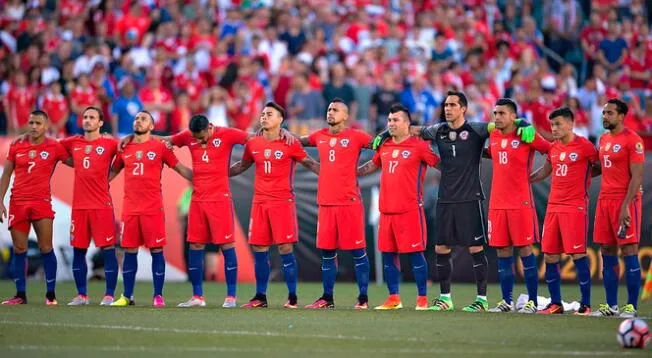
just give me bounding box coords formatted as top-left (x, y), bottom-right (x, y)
top-left (0, 93), bottom-right (644, 316)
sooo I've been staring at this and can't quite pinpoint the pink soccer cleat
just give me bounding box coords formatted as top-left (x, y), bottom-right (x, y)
top-left (45, 298), bottom-right (58, 306)
top-left (152, 295), bottom-right (166, 307)
top-left (2, 296), bottom-right (26, 305)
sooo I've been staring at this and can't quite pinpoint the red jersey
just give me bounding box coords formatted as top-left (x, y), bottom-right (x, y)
top-left (70, 86), bottom-right (98, 126)
top-left (170, 128), bottom-right (248, 202)
top-left (488, 131), bottom-right (551, 209)
top-left (60, 136), bottom-right (118, 210)
top-left (6, 138), bottom-right (69, 203)
top-left (308, 128), bottom-right (372, 205)
top-left (6, 87), bottom-right (36, 128)
top-left (372, 137), bottom-right (439, 214)
top-left (113, 139), bottom-right (180, 215)
top-left (242, 137), bottom-right (308, 203)
top-left (547, 135), bottom-right (598, 212)
top-left (41, 93), bottom-right (69, 133)
top-left (598, 128), bottom-right (645, 199)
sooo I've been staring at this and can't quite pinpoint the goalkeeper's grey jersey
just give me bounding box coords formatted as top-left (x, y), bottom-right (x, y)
top-left (420, 121), bottom-right (489, 203)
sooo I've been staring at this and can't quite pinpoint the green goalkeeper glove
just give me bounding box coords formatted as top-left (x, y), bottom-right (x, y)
top-left (515, 118), bottom-right (535, 143)
top-left (371, 130), bottom-right (390, 150)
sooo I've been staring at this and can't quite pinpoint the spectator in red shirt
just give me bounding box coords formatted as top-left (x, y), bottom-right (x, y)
top-left (138, 75), bottom-right (174, 134)
top-left (115, 3), bottom-right (151, 45)
top-left (3, 72), bottom-right (36, 133)
top-left (566, 96), bottom-right (590, 138)
top-left (169, 92), bottom-right (191, 135)
top-left (228, 80), bottom-right (257, 131)
top-left (623, 41), bottom-right (651, 93)
top-left (70, 73), bottom-right (100, 132)
top-left (40, 81), bottom-right (69, 137)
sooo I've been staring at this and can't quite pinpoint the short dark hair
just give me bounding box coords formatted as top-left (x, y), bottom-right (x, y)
top-left (30, 109), bottom-right (49, 121)
top-left (330, 97), bottom-right (349, 112)
top-left (389, 103), bottom-right (412, 122)
top-left (606, 98), bottom-right (628, 115)
top-left (495, 98), bottom-right (518, 114)
top-left (139, 110), bottom-right (155, 124)
top-left (548, 107), bottom-right (574, 122)
top-left (446, 90), bottom-right (468, 108)
top-left (189, 114), bottom-right (209, 133)
top-left (83, 106), bottom-right (104, 122)
top-left (264, 101), bottom-right (286, 119)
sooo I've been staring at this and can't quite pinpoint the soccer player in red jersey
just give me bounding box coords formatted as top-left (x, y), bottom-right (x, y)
top-left (230, 102), bottom-right (320, 308)
top-left (0, 110), bottom-right (70, 305)
top-left (485, 98), bottom-right (550, 314)
top-left (357, 104), bottom-right (440, 310)
top-left (589, 98), bottom-right (645, 318)
top-left (295, 98), bottom-right (373, 309)
top-left (108, 111), bottom-right (193, 307)
top-left (58, 107), bottom-right (121, 306)
top-left (169, 114), bottom-right (248, 308)
top-left (530, 107), bottom-right (598, 315)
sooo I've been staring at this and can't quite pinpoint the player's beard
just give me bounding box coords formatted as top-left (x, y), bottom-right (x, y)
top-left (602, 121), bottom-right (615, 130)
top-left (134, 129), bottom-right (148, 135)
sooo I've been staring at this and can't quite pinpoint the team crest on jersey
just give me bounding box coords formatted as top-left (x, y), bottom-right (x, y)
top-left (147, 151), bottom-right (156, 160)
top-left (401, 150), bottom-right (411, 158)
top-left (460, 131), bottom-right (469, 140)
top-left (274, 150), bottom-right (283, 159)
top-left (500, 139), bottom-right (508, 149)
top-left (40, 151), bottom-right (49, 160)
top-left (612, 144), bottom-right (621, 153)
top-left (96, 146), bottom-right (105, 155)
top-left (511, 140), bottom-right (520, 148)
top-left (605, 143), bottom-right (611, 152)
top-left (329, 138), bottom-right (337, 147)
top-left (85, 145), bottom-right (93, 154)
top-left (264, 149), bottom-right (271, 158)
top-left (135, 151), bottom-right (143, 160)
top-left (635, 142), bottom-right (644, 153)
top-left (28, 150), bottom-right (37, 159)
top-left (392, 149), bottom-right (399, 158)
top-left (569, 152), bottom-right (578, 161)
top-left (449, 131), bottom-right (457, 141)
top-left (212, 138), bottom-right (221, 147)
top-left (340, 139), bottom-right (349, 147)
top-left (559, 152), bottom-right (566, 161)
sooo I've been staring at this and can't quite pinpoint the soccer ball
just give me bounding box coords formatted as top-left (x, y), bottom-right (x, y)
top-left (617, 318), bottom-right (651, 349)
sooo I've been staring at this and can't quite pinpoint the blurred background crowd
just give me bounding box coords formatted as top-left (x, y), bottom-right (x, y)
top-left (0, 0), bottom-right (650, 149)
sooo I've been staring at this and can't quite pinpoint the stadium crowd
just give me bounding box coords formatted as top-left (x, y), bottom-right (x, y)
top-left (0, 0), bottom-right (650, 148)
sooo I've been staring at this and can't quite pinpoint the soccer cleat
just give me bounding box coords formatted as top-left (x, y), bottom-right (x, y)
top-left (305, 297), bottom-right (334, 309)
top-left (517, 300), bottom-right (537, 314)
top-left (354, 294), bottom-right (368, 310)
top-left (488, 299), bottom-right (513, 312)
top-left (462, 298), bottom-right (488, 312)
top-left (222, 296), bottom-right (237, 308)
top-left (619, 304), bottom-right (637, 318)
top-left (588, 304), bottom-right (619, 317)
top-left (110, 295), bottom-right (135, 307)
top-left (2, 296), bottom-right (26, 305)
top-left (152, 295), bottom-right (165, 307)
top-left (415, 295), bottom-right (429, 310)
top-left (99, 295), bottom-right (114, 306)
top-left (67, 294), bottom-right (89, 306)
top-left (240, 295), bottom-right (267, 308)
top-left (427, 296), bottom-right (454, 311)
top-left (538, 302), bottom-right (564, 314)
top-left (177, 295), bottom-right (206, 307)
top-left (45, 298), bottom-right (58, 306)
top-left (574, 304), bottom-right (591, 316)
top-left (374, 294), bottom-right (403, 310)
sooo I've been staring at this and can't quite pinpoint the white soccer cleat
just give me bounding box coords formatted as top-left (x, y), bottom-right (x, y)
top-left (222, 296), bottom-right (237, 308)
top-left (517, 300), bottom-right (537, 313)
top-left (99, 295), bottom-right (114, 306)
top-left (67, 295), bottom-right (89, 306)
top-left (488, 299), bottom-right (513, 312)
top-left (177, 296), bottom-right (206, 307)
top-left (588, 304), bottom-right (619, 317)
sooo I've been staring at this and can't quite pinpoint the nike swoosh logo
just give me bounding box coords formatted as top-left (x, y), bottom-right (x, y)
top-left (156, 238), bottom-right (164, 243)
top-left (74, 148), bottom-right (82, 151)
top-left (440, 135), bottom-right (446, 139)
top-left (155, 272), bottom-right (165, 276)
top-left (105, 236), bottom-right (113, 242)
top-left (625, 234), bottom-right (634, 239)
top-left (525, 237), bottom-right (532, 241)
top-left (629, 268), bottom-right (640, 273)
top-left (286, 234), bottom-right (293, 239)
top-left (252, 151), bottom-right (260, 154)
top-left (226, 267), bottom-right (236, 271)
top-left (355, 240), bottom-right (364, 245)
top-left (411, 243), bottom-right (420, 248)
top-left (188, 267), bottom-right (198, 271)
top-left (283, 263), bottom-right (292, 267)
top-left (474, 236), bottom-right (483, 241)
top-left (16, 154), bottom-right (25, 157)
top-left (545, 279), bottom-right (556, 283)
top-left (355, 263), bottom-right (365, 267)
top-left (46, 279), bottom-right (55, 283)
top-left (225, 234), bottom-right (233, 239)
top-left (319, 140), bottom-right (326, 144)
top-left (551, 155), bottom-right (557, 158)
top-left (579, 280), bottom-right (589, 285)
top-left (322, 267), bottom-right (330, 271)
top-left (573, 244), bottom-right (583, 249)
top-left (473, 264), bottom-right (483, 268)
top-left (381, 152), bottom-right (388, 156)
top-left (72, 268), bottom-right (80, 271)
top-left (190, 142), bottom-right (198, 146)
top-left (413, 265), bottom-right (424, 269)
top-left (124, 155), bottom-right (133, 158)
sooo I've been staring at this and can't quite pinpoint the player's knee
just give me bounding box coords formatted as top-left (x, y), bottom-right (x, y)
top-left (37, 242), bottom-right (53, 253)
top-left (251, 245), bottom-right (268, 253)
top-left (435, 245), bottom-right (451, 254)
top-left (102, 245), bottom-right (116, 250)
top-left (496, 247), bottom-right (512, 257)
top-left (544, 254), bottom-right (561, 263)
top-left (570, 253), bottom-right (586, 261)
top-left (150, 247), bottom-right (163, 254)
top-left (468, 245), bottom-right (484, 255)
top-left (12, 245), bottom-right (27, 254)
top-left (221, 242), bottom-right (235, 250)
top-left (600, 245), bottom-right (618, 256)
top-left (190, 243), bottom-right (205, 250)
top-left (124, 248), bottom-right (138, 254)
top-left (278, 244), bottom-right (293, 255)
top-left (519, 245), bottom-right (533, 257)
top-left (621, 244), bottom-right (638, 256)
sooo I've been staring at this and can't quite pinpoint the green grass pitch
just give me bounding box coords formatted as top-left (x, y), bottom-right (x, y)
top-left (0, 281), bottom-right (650, 357)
